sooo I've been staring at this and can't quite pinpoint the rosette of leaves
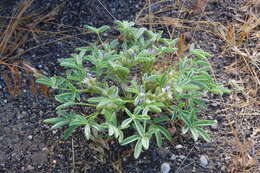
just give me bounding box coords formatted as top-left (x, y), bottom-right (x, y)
top-left (37, 21), bottom-right (229, 159)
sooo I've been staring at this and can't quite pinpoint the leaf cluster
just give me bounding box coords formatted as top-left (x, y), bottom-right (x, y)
top-left (37, 21), bottom-right (229, 159)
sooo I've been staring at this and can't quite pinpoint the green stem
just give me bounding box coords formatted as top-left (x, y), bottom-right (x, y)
top-left (97, 34), bottom-right (104, 46)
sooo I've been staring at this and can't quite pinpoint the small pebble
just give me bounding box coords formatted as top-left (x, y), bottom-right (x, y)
top-left (39, 111), bottom-right (44, 116)
top-left (52, 160), bottom-right (57, 164)
top-left (27, 165), bottom-right (34, 170)
top-left (28, 135), bottom-right (33, 140)
top-left (211, 123), bottom-right (218, 130)
top-left (170, 154), bottom-right (176, 161)
top-left (161, 163), bottom-right (171, 173)
top-left (52, 130), bottom-right (57, 134)
top-left (211, 103), bottom-right (218, 107)
top-left (175, 144), bottom-right (183, 149)
top-left (199, 155), bottom-right (209, 168)
top-left (156, 148), bottom-right (172, 159)
top-left (179, 155), bottom-right (186, 159)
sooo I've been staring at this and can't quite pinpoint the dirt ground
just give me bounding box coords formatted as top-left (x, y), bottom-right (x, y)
top-left (0, 0), bottom-right (259, 173)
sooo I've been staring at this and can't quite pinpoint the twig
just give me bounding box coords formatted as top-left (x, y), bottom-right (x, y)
top-left (96, 0), bottom-right (117, 21)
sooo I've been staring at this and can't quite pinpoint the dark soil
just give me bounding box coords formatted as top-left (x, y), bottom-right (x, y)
top-left (0, 0), bottom-right (259, 173)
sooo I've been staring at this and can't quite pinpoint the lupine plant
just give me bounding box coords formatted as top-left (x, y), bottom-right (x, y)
top-left (36, 21), bottom-right (229, 159)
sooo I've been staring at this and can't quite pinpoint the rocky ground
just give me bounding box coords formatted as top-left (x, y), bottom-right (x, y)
top-left (0, 0), bottom-right (259, 173)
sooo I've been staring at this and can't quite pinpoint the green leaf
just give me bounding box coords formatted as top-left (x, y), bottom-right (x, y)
top-left (190, 127), bottom-right (199, 141)
top-left (120, 135), bottom-right (140, 145)
top-left (135, 28), bottom-right (146, 40)
top-left (51, 120), bottom-right (69, 129)
top-left (125, 108), bottom-right (133, 117)
top-left (113, 127), bottom-right (120, 138)
top-left (56, 101), bottom-right (75, 110)
top-left (149, 105), bottom-right (162, 113)
top-left (153, 116), bottom-right (170, 123)
top-left (84, 124), bottom-right (91, 140)
top-left (55, 92), bottom-right (76, 103)
top-left (134, 120), bottom-right (145, 137)
top-left (134, 139), bottom-right (142, 159)
top-left (98, 25), bottom-right (110, 33)
top-left (178, 112), bottom-right (191, 125)
top-left (76, 52), bottom-right (84, 66)
top-left (190, 49), bottom-right (211, 59)
top-left (118, 130), bottom-right (124, 143)
top-left (192, 120), bottom-right (217, 126)
top-left (43, 117), bottom-right (65, 124)
top-left (155, 131), bottom-right (162, 147)
top-left (135, 115), bottom-right (150, 120)
top-left (141, 137), bottom-right (149, 150)
top-left (196, 127), bottom-right (212, 142)
top-left (121, 118), bottom-right (132, 129)
top-left (157, 125), bottom-right (172, 141)
top-left (84, 25), bottom-right (99, 34)
top-left (88, 97), bottom-right (107, 103)
top-left (63, 125), bottom-right (78, 140)
top-left (58, 58), bottom-right (77, 68)
top-left (36, 77), bottom-right (52, 87)
top-left (108, 125), bottom-right (114, 136)
top-left (210, 87), bottom-right (231, 94)
top-left (158, 47), bottom-right (177, 54)
top-left (182, 125), bottom-right (189, 134)
top-left (69, 116), bottom-right (87, 126)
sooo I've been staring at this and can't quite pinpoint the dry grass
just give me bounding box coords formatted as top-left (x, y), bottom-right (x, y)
top-left (0, 0), bottom-right (88, 97)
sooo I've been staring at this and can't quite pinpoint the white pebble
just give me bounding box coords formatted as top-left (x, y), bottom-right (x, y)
top-left (200, 155), bottom-right (209, 168)
top-left (28, 135), bottom-right (33, 140)
top-left (170, 154), bottom-right (176, 161)
top-left (175, 144), bottom-right (183, 149)
top-left (161, 163), bottom-right (171, 173)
